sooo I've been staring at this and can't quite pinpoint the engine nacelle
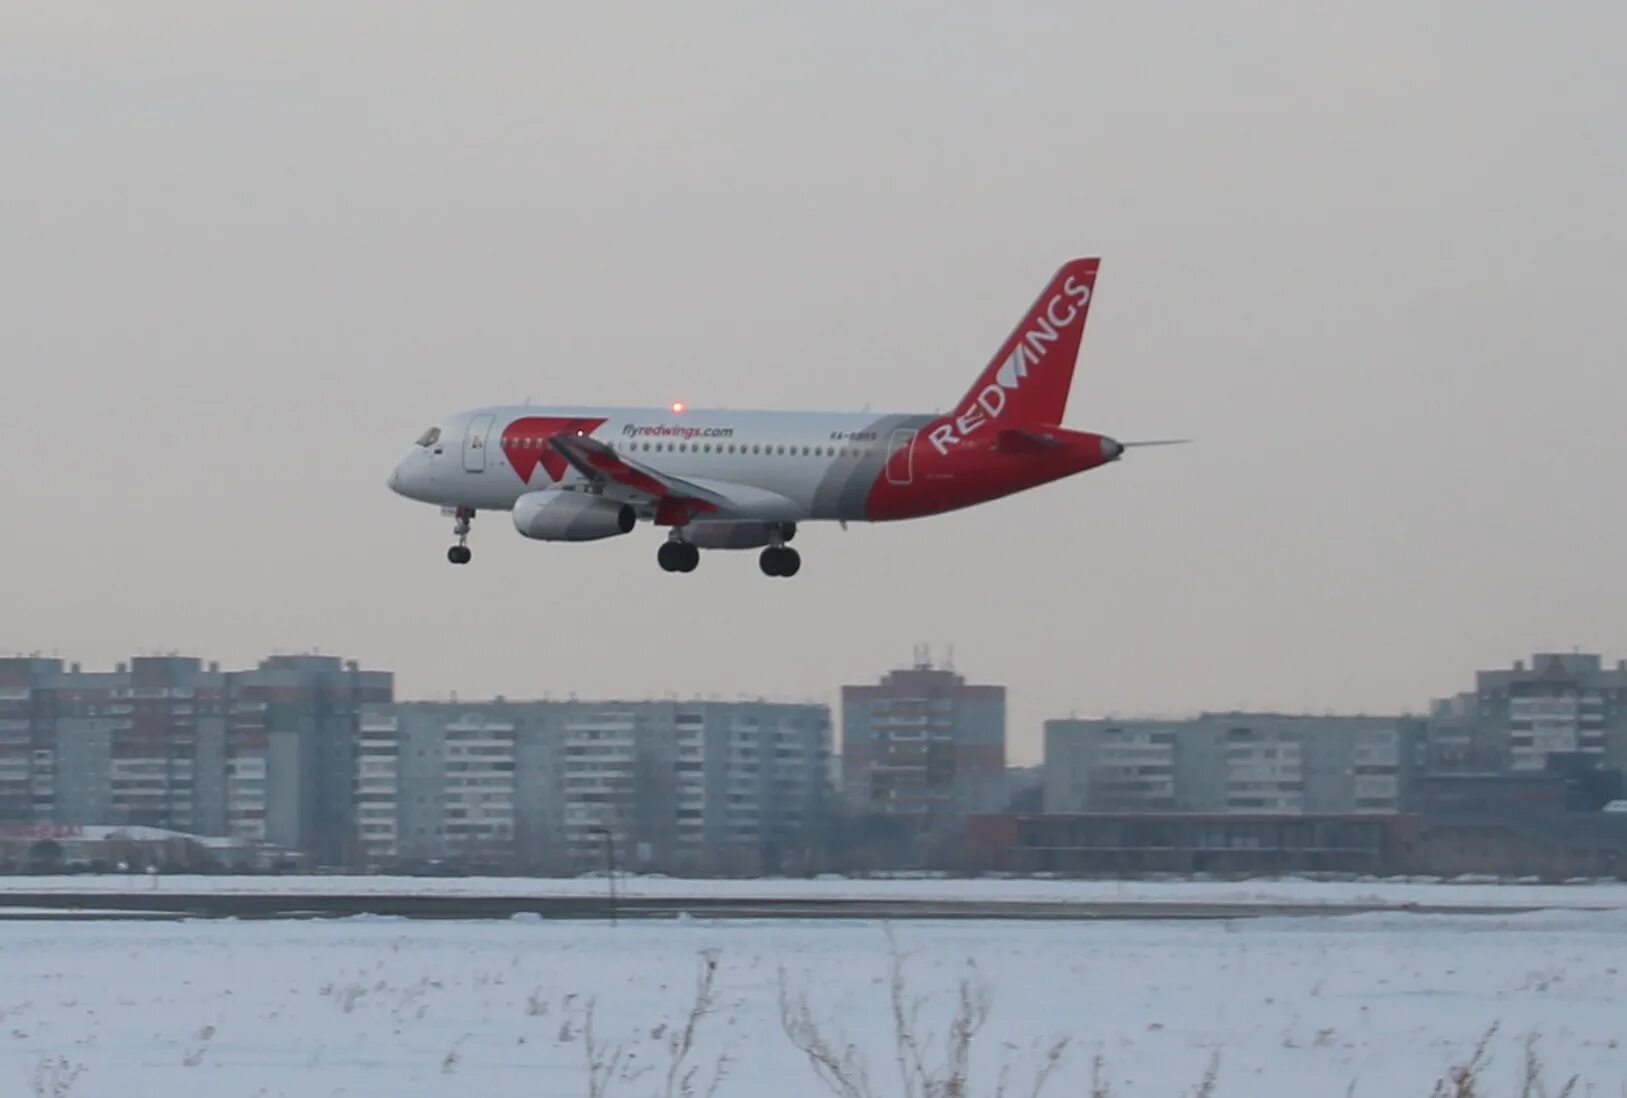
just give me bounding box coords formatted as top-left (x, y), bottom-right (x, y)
top-left (513, 491), bottom-right (636, 542)
top-left (680, 521), bottom-right (795, 550)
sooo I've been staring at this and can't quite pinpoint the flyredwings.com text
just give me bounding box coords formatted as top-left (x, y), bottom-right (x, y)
top-left (927, 275), bottom-right (1092, 455)
top-left (622, 424), bottom-right (736, 440)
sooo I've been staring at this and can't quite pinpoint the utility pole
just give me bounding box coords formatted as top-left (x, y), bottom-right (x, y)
top-left (591, 826), bottom-right (617, 926)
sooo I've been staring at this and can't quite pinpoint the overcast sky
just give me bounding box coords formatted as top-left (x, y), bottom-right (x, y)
top-left (4, 4), bottom-right (1625, 762)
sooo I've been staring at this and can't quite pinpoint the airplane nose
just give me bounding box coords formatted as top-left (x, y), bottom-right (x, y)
top-left (1101, 436), bottom-right (1124, 461)
top-left (388, 456), bottom-right (413, 496)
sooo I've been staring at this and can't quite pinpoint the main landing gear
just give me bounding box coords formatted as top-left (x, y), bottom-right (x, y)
top-left (657, 538), bottom-right (699, 573)
top-left (447, 507), bottom-right (474, 565)
top-left (656, 523), bottom-right (801, 577)
top-left (759, 545), bottom-right (801, 578)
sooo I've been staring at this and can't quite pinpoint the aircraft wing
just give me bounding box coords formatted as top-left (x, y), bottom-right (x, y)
top-left (546, 433), bottom-right (732, 518)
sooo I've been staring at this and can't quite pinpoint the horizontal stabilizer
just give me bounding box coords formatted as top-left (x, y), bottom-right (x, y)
top-left (994, 427), bottom-right (1063, 454)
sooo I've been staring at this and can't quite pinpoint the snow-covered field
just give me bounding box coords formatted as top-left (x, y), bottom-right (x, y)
top-left (5, 872), bottom-right (1627, 911)
top-left (3, 910), bottom-right (1625, 1097)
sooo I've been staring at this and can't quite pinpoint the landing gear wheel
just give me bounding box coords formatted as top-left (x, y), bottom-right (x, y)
top-left (760, 546), bottom-right (801, 577)
top-left (659, 541), bottom-right (700, 574)
top-left (447, 545), bottom-right (472, 565)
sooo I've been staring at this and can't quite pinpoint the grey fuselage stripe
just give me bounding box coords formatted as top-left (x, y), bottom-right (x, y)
top-left (808, 413), bottom-right (935, 521)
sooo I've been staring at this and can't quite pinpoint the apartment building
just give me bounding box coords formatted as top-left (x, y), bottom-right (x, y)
top-left (1430, 653), bottom-right (1627, 773)
top-left (356, 711), bottom-right (400, 865)
top-left (355, 699), bottom-right (831, 872)
top-left (1044, 713), bottom-right (1416, 815)
top-left (841, 656), bottom-right (1006, 820)
top-left (0, 654), bottom-right (392, 863)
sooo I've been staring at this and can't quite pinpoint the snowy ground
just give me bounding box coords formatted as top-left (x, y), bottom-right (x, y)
top-left (5, 872), bottom-right (1627, 911)
top-left (3, 910), bottom-right (1625, 1097)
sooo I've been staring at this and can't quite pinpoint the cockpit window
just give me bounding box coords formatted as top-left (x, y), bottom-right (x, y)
top-left (416, 427), bottom-right (442, 447)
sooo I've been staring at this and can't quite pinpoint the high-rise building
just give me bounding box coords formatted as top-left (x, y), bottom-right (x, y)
top-left (0, 653), bottom-right (391, 864)
top-left (841, 654), bottom-right (1006, 820)
top-left (356, 711), bottom-right (401, 866)
top-left (1041, 720), bottom-right (1181, 813)
top-left (359, 701), bottom-right (548, 868)
top-left (355, 699), bottom-right (832, 873)
top-left (227, 656), bottom-right (393, 863)
top-left (113, 657), bottom-right (230, 832)
top-left (0, 656), bottom-right (229, 832)
top-left (1044, 714), bottom-right (1417, 815)
top-left (0, 658), bottom-right (70, 823)
top-left (1429, 653), bottom-right (1627, 774)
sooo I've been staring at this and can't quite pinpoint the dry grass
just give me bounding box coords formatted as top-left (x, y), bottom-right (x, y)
top-left (574, 950), bottom-right (731, 1098)
top-left (780, 929), bottom-right (1070, 1098)
top-left (777, 938), bottom-right (1594, 1098)
top-left (1423, 1025), bottom-right (1581, 1098)
top-left (30, 1056), bottom-right (84, 1098)
top-left (661, 949), bottom-right (731, 1098)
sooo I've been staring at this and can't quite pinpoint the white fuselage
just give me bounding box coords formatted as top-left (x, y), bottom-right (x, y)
top-left (389, 404), bottom-right (928, 524)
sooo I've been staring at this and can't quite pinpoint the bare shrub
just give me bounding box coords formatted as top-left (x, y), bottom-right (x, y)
top-left (442, 1034), bottom-right (469, 1074)
top-left (30, 1057), bottom-right (83, 1098)
top-left (569, 952), bottom-right (730, 1098)
top-left (1432, 1024), bottom-right (1499, 1098)
top-left (320, 980), bottom-right (367, 1013)
top-left (779, 978), bottom-right (874, 1098)
top-left (662, 949), bottom-right (731, 1098)
top-left (581, 998), bottom-right (626, 1098)
top-left (779, 930), bottom-right (1067, 1098)
top-left (1517, 1032), bottom-right (1579, 1098)
top-left (991, 1037), bottom-right (1071, 1098)
top-left (1188, 1052), bottom-right (1220, 1098)
top-left (181, 1023), bottom-right (216, 1067)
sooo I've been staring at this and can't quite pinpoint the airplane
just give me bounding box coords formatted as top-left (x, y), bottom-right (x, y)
top-left (388, 257), bottom-right (1178, 577)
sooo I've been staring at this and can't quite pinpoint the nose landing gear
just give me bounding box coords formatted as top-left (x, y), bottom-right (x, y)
top-left (447, 508), bottom-right (475, 565)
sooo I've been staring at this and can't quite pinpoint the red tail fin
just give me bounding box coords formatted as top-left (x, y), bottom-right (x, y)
top-left (954, 258), bottom-right (1100, 427)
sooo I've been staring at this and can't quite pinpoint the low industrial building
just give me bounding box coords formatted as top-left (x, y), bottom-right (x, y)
top-left (968, 812), bottom-right (1415, 876)
top-left (0, 823), bottom-right (284, 873)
